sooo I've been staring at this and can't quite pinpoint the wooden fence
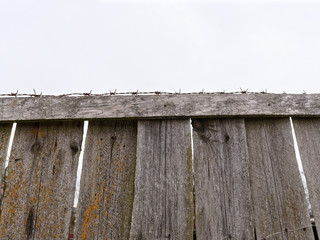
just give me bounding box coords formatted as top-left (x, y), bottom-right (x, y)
top-left (0, 93), bottom-right (320, 240)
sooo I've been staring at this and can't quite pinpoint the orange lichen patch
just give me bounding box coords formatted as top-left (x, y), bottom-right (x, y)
top-left (81, 194), bottom-right (101, 240)
top-left (0, 162), bottom-right (26, 238)
top-left (74, 122), bottom-right (137, 240)
top-left (34, 168), bottom-right (73, 239)
top-left (101, 153), bottom-right (132, 238)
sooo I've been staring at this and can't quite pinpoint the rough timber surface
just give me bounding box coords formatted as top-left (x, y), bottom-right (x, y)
top-left (0, 123), bottom-right (12, 215)
top-left (245, 118), bottom-right (313, 240)
top-left (292, 118), bottom-right (320, 234)
top-left (75, 120), bottom-right (137, 240)
top-left (1, 94), bottom-right (320, 121)
top-left (130, 119), bottom-right (193, 240)
top-left (0, 123), bottom-right (11, 180)
top-left (0, 121), bottom-right (83, 239)
top-left (192, 118), bottom-right (254, 240)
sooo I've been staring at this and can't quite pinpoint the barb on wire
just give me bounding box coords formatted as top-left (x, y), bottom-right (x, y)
top-left (10, 90), bottom-right (18, 97)
top-left (30, 89), bottom-right (42, 97)
top-left (199, 89), bottom-right (205, 94)
top-left (83, 90), bottom-right (92, 96)
top-left (131, 90), bottom-right (139, 95)
top-left (240, 88), bottom-right (249, 94)
top-left (109, 89), bottom-right (116, 95)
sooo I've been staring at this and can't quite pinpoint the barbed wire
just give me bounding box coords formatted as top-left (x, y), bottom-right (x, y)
top-left (0, 89), bottom-right (292, 98)
top-left (218, 224), bottom-right (317, 240)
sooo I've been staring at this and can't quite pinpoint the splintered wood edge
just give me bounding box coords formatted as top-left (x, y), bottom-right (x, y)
top-left (1, 94), bottom-right (320, 122)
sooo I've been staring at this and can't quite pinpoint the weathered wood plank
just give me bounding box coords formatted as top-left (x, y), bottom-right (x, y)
top-left (192, 118), bottom-right (254, 240)
top-left (292, 118), bottom-right (320, 234)
top-left (0, 121), bottom-right (83, 239)
top-left (0, 123), bottom-right (12, 216)
top-left (75, 120), bottom-right (137, 240)
top-left (1, 94), bottom-right (320, 121)
top-left (130, 120), bottom-right (193, 240)
top-left (0, 123), bottom-right (12, 180)
top-left (246, 118), bottom-right (313, 240)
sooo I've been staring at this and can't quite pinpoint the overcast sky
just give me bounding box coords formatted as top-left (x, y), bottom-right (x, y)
top-left (1, 0), bottom-right (320, 94)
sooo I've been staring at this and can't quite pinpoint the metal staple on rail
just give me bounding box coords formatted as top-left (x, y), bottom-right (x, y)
top-left (219, 224), bottom-right (317, 240)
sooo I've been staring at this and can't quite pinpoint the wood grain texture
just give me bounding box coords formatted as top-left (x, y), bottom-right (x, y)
top-left (75, 120), bottom-right (137, 240)
top-left (0, 123), bottom-right (12, 216)
top-left (130, 120), bottom-right (193, 240)
top-left (1, 94), bottom-right (320, 122)
top-left (0, 121), bottom-right (83, 239)
top-left (246, 118), bottom-right (313, 240)
top-left (292, 118), bottom-right (320, 234)
top-left (0, 123), bottom-right (12, 179)
top-left (192, 118), bottom-right (254, 240)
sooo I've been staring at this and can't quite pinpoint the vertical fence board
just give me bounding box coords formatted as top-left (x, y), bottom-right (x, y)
top-left (0, 123), bottom-right (12, 173)
top-left (246, 118), bottom-right (313, 240)
top-left (75, 120), bottom-right (137, 240)
top-left (192, 118), bottom-right (254, 240)
top-left (130, 119), bottom-right (193, 240)
top-left (0, 123), bottom-right (12, 216)
top-left (0, 123), bottom-right (12, 179)
top-left (0, 121), bottom-right (83, 239)
top-left (293, 118), bottom-right (320, 233)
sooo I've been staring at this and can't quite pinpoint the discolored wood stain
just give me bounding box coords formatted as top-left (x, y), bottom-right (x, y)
top-left (0, 121), bottom-right (83, 239)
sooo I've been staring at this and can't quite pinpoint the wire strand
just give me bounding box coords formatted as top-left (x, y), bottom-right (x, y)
top-left (0, 90), bottom-right (273, 98)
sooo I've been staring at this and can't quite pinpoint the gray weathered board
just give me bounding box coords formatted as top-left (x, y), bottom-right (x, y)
top-left (293, 118), bottom-right (320, 235)
top-left (246, 118), bottom-right (313, 240)
top-left (192, 118), bottom-right (254, 240)
top-left (192, 118), bottom-right (313, 240)
top-left (0, 123), bottom-right (12, 179)
top-left (130, 120), bottom-right (194, 240)
top-left (0, 123), bottom-right (12, 215)
top-left (1, 94), bottom-right (320, 122)
top-left (75, 120), bottom-right (137, 240)
top-left (0, 121), bottom-right (83, 239)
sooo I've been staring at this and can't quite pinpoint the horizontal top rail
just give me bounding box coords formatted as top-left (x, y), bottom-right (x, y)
top-left (0, 93), bottom-right (320, 122)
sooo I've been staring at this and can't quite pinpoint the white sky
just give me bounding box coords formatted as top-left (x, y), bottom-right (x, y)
top-left (1, 0), bottom-right (320, 94)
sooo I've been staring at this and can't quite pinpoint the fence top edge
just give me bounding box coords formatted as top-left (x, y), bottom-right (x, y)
top-left (1, 93), bottom-right (320, 122)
